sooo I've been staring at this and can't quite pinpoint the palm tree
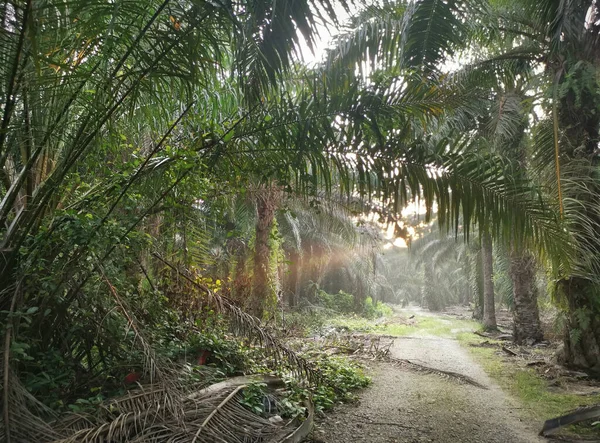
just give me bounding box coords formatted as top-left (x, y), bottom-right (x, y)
top-left (325, 0), bottom-right (599, 350)
top-left (409, 228), bottom-right (470, 311)
top-left (476, 72), bottom-right (544, 341)
top-left (468, 0), bottom-right (600, 369)
top-left (4, 2), bottom-right (600, 440)
top-left (0, 1), bottom-right (352, 439)
top-left (249, 182), bottom-right (282, 318)
top-left (278, 195), bottom-right (384, 311)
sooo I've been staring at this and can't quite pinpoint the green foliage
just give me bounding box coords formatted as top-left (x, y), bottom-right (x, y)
top-left (363, 297), bottom-right (394, 319)
top-left (6, 0), bottom-right (600, 436)
top-left (282, 356), bottom-right (371, 414)
top-left (240, 383), bottom-right (269, 416)
top-left (316, 289), bottom-right (355, 314)
top-left (187, 330), bottom-right (262, 377)
top-left (311, 287), bottom-right (393, 319)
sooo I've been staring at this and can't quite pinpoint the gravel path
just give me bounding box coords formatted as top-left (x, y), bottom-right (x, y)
top-left (311, 331), bottom-right (544, 443)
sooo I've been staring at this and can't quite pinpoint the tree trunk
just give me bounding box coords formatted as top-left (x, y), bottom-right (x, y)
top-left (422, 264), bottom-right (442, 311)
top-left (249, 191), bottom-right (277, 318)
top-left (353, 279), bottom-right (367, 312)
top-left (481, 231), bottom-right (497, 330)
top-left (510, 251), bottom-right (543, 344)
top-left (468, 249), bottom-right (484, 319)
top-left (285, 249), bottom-right (301, 308)
top-left (548, 48), bottom-right (600, 372)
top-left (559, 278), bottom-right (600, 375)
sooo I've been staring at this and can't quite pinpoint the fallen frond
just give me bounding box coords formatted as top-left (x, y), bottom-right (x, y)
top-left (387, 357), bottom-right (488, 390)
top-left (48, 376), bottom-right (311, 443)
top-left (303, 332), bottom-right (486, 389)
top-left (0, 365), bottom-right (60, 442)
top-left (540, 404), bottom-right (600, 437)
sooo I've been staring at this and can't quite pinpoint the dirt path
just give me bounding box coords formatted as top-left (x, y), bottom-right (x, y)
top-left (311, 312), bottom-right (544, 443)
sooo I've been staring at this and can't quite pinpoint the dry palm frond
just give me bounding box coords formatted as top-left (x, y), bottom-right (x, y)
top-left (50, 378), bottom-right (302, 443)
top-left (152, 253), bottom-right (319, 383)
top-left (320, 333), bottom-right (395, 359)
top-left (387, 357), bottom-right (488, 390)
top-left (0, 365), bottom-right (60, 443)
top-left (540, 404), bottom-right (600, 437)
top-left (15, 253), bottom-right (317, 443)
top-left (97, 266), bottom-right (203, 427)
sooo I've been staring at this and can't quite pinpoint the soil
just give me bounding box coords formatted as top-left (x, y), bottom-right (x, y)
top-left (309, 310), bottom-right (545, 443)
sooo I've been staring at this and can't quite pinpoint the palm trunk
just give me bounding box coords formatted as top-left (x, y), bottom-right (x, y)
top-left (481, 231), bottom-right (497, 330)
top-left (249, 190), bottom-right (277, 318)
top-left (560, 278), bottom-right (600, 375)
top-left (468, 248), bottom-right (484, 319)
top-left (422, 264), bottom-right (442, 311)
top-left (285, 249), bottom-right (301, 308)
top-left (353, 280), bottom-right (367, 312)
top-left (460, 253), bottom-right (471, 305)
top-left (510, 251), bottom-right (543, 344)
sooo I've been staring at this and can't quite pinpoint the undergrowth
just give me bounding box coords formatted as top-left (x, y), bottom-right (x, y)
top-left (240, 352), bottom-right (371, 418)
top-left (282, 356), bottom-right (371, 414)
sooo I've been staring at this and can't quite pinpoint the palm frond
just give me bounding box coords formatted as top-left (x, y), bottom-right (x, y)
top-left (323, 0), bottom-right (468, 79)
top-left (232, 0), bottom-right (350, 101)
top-left (51, 381), bottom-right (288, 443)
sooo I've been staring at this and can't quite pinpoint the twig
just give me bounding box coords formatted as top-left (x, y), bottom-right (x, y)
top-left (137, 258), bottom-right (156, 292)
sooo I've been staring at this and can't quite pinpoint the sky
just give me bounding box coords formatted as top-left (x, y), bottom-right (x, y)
top-left (296, 1), bottom-right (351, 66)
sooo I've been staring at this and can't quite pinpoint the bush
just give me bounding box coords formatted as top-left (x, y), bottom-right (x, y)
top-left (363, 297), bottom-right (393, 319)
top-left (315, 289), bottom-right (354, 313)
top-left (281, 355), bottom-right (370, 413)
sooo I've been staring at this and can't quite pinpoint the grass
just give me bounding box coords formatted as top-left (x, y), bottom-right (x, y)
top-left (327, 311), bottom-right (479, 338)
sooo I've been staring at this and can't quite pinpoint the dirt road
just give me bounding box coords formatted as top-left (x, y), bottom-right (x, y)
top-left (311, 314), bottom-right (544, 443)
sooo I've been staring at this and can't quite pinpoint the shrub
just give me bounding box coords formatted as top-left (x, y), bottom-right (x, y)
top-left (315, 289), bottom-right (355, 314)
top-left (281, 355), bottom-right (370, 414)
top-left (363, 297), bottom-right (393, 319)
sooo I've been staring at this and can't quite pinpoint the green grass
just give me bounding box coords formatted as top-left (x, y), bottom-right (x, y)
top-left (394, 316), bottom-right (479, 337)
top-left (328, 312), bottom-right (479, 338)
